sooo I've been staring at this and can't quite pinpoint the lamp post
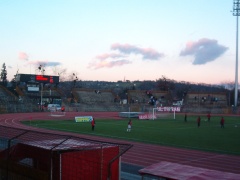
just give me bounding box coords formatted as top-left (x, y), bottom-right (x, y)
top-left (38, 65), bottom-right (45, 111)
top-left (40, 83), bottom-right (43, 111)
top-left (233, 0), bottom-right (240, 107)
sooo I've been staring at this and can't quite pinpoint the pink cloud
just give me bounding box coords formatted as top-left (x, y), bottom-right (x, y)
top-left (111, 43), bottom-right (164, 60)
top-left (18, 52), bottom-right (29, 61)
top-left (89, 43), bottom-right (163, 69)
top-left (96, 53), bottom-right (125, 60)
top-left (88, 59), bottom-right (131, 69)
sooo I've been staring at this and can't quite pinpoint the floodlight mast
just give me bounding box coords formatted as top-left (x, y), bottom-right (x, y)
top-left (233, 0), bottom-right (240, 107)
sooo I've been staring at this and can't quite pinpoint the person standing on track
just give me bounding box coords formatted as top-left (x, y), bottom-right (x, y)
top-left (197, 116), bottom-right (201, 127)
top-left (184, 113), bottom-right (187, 122)
top-left (91, 118), bottom-right (96, 131)
top-left (220, 117), bottom-right (225, 128)
top-left (207, 113), bottom-right (211, 122)
top-left (127, 120), bottom-right (132, 132)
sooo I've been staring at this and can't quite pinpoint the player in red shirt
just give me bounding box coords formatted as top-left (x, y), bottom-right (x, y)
top-left (207, 113), bottom-right (211, 122)
top-left (220, 117), bottom-right (224, 128)
top-left (91, 118), bottom-right (95, 131)
top-left (197, 116), bottom-right (201, 127)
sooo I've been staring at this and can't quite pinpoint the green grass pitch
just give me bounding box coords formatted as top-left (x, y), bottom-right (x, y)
top-left (22, 114), bottom-right (240, 155)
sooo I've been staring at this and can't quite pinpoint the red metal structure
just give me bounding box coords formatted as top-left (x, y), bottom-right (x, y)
top-left (0, 125), bottom-right (132, 179)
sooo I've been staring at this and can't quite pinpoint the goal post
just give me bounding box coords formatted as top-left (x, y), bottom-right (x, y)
top-left (152, 106), bottom-right (181, 120)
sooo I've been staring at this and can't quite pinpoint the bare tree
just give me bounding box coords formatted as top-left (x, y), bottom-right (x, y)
top-left (156, 75), bottom-right (175, 91)
top-left (51, 66), bottom-right (67, 82)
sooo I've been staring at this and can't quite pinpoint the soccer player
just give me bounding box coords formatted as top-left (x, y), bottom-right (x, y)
top-left (207, 113), bottom-right (211, 122)
top-left (91, 118), bottom-right (96, 131)
top-left (197, 116), bottom-right (201, 127)
top-left (127, 120), bottom-right (132, 132)
top-left (220, 117), bottom-right (224, 128)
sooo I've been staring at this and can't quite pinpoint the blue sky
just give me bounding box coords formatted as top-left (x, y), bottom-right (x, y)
top-left (0, 0), bottom-right (238, 84)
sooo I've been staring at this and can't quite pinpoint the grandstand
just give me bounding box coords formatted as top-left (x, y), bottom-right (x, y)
top-left (183, 92), bottom-right (229, 113)
top-left (0, 85), bottom-right (36, 113)
top-left (68, 88), bottom-right (129, 112)
top-left (128, 90), bottom-right (171, 105)
top-left (148, 90), bottom-right (171, 106)
top-left (125, 90), bottom-right (172, 112)
top-left (74, 88), bottom-right (114, 103)
top-left (1, 84), bottom-right (232, 114)
top-left (186, 92), bottom-right (228, 105)
top-left (68, 89), bottom-right (173, 113)
top-left (127, 90), bottom-right (149, 104)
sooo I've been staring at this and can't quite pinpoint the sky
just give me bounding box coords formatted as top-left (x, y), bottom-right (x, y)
top-left (0, 0), bottom-right (238, 85)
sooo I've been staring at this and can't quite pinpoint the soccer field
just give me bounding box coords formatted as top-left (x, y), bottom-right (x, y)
top-left (22, 114), bottom-right (240, 155)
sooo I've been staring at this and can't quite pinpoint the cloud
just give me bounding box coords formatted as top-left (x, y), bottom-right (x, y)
top-left (18, 52), bottom-right (29, 61)
top-left (111, 43), bottom-right (164, 60)
top-left (88, 59), bottom-right (131, 69)
top-left (180, 38), bottom-right (228, 65)
top-left (27, 60), bottom-right (61, 67)
top-left (88, 43), bottom-right (163, 69)
top-left (46, 62), bottom-right (62, 67)
top-left (89, 52), bottom-right (130, 69)
top-left (96, 53), bottom-right (125, 60)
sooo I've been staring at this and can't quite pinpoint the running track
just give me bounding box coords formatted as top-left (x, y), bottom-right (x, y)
top-left (0, 112), bottom-right (240, 175)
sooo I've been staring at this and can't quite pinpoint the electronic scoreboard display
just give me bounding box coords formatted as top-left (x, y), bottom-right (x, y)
top-left (16, 74), bottom-right (59, 84)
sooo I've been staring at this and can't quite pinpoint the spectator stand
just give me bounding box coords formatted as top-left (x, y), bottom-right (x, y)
top-left (182, 92), bottom-right (229, 114)
top-left (0, 85), bottom-right (25, 113)
top-left (74, 88), bottom-right (113, 104)
top-left (119, 90), bottom-right (172, 115)
top-left (186, 92), bottom-right (227, 107)
top-left (127, 90), bottom-right (149, 104)
top-left (70, 88), bottom-right (128, 112)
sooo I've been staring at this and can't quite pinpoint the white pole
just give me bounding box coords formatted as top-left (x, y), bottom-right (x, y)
top-left (152, 108), bottom-right (156, 120)
top-left (234, 14), bottom-right (239, 107)
top-left (233, 0), bottom-right (240, 108)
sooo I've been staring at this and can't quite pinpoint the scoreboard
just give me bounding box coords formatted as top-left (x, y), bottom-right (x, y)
top-left (16, 74), bottom-right (59, 84)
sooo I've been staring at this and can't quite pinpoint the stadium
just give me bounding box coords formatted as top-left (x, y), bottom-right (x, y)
top-left (0, 72), bottom-right (239, 180)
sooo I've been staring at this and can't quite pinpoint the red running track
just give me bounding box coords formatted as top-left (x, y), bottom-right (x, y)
top-left (0, 112), bottom-right (240, 175)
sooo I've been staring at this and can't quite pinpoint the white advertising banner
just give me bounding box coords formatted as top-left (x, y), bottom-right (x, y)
top-left (156, 106), bottom-right (181, 112)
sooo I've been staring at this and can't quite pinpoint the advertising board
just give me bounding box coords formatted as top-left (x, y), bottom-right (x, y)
top-left (75, 116), bottom-right (93, 122)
